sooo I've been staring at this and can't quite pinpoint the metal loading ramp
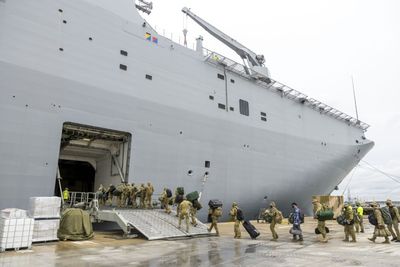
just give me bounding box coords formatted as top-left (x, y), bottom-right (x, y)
top-left (95, 209), bottom-right (214, 240)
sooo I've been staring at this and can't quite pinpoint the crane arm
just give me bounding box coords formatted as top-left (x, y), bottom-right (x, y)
top-left (182, 7), bottom-right (263, 68)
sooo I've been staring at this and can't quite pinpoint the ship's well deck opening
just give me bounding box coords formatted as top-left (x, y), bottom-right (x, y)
top-left (56, 122), bottom-right (132, 195)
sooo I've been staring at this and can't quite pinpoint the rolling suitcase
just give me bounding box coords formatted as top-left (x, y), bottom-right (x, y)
top-left (242, 220), bottom-right (260, 239)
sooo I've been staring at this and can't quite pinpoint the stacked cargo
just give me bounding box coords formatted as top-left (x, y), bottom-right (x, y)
top-left (0, 209), bottom-right (34, 252)
top-left (29, 197), bottom-right (61, 243)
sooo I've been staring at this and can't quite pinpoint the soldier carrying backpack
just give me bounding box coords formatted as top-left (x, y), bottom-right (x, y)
top-left (265, 201), bottom-right (280, 241)
top-left (207, 199), bottom-right (223, 236)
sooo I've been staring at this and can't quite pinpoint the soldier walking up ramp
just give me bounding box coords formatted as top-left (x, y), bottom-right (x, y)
top-left (94, 209), bottom-right (214, 240)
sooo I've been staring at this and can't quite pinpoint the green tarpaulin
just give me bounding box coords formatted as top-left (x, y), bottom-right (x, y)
top-left (57, 208), bottom-right (94, 241)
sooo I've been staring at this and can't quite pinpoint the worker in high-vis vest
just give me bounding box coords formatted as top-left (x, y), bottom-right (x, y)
top-left (355, 202), bottom-right (364, 233)
top-left (63, 188), bottom-right (70, 201)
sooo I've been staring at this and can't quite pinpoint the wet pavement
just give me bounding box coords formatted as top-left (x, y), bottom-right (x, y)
top-left (1, 218), bottom-right (400, 266)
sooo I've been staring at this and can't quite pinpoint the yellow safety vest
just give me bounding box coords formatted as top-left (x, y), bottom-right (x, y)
top-left (63, 190), bottom-right (69, 200)
top-left (357, 206), bottom-right (363, 217)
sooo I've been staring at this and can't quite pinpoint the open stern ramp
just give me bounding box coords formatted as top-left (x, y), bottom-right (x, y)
top-left (95, 209), bottom-right (213, 240)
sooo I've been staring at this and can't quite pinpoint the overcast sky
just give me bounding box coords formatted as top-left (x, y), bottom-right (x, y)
top-left (108, 0), bottom-right (400, 200)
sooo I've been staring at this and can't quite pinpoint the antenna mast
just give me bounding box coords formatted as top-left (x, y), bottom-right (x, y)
top-left (351, 75), bottom-right (359, 121)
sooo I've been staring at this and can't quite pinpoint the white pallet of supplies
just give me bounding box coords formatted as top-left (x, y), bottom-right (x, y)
top-left (0, 218), bottom-right (34, 252)
top-left (29, 197), bottom-right (61, 219)
top-left (32, 219), bottom-right (59, 243)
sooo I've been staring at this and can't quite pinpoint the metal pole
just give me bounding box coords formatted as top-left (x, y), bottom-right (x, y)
top-left (351, 75), bottom-right (359, 121)
top-left (57, 168), bottom-right (64, 206)
top-left (224, 67), bottom-right (228, 111)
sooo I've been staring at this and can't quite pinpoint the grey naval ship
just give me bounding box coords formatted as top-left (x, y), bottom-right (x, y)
top-left (0, 0), bottom-right (373, 219)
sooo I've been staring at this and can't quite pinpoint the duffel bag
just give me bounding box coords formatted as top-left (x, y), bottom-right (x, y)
top-left (186, 191), bottom-right (199, 202)
top-left (336, 214), bottom-right (346, 226)
top-left (208, 199), bottom-right (223, 209)
top-left (317, 209), bottom-right (334, 221)
top-left (368, 213), bottom-right (378, 226)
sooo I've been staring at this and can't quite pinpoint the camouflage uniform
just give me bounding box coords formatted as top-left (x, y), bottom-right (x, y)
top-left (190, 205), bottom-right (198, 227)
top-left (208, 207), bottom-right (222, 236)
top-left (160, 188), bottom-right (171, 214)
top-left (178, 199), bottom-right (192, 232)
top-left (267, 202), bottom-right (279, 240)
top-left (343, 203), bottom-right (356, 242)
top-left (229, 202), bottom-right (241, 239)
top-left (313, 199), bottom-right (328, 243)
top-left (145, 182), bottom-right (154, 208)
top-left (354, 202), bottom-right (364, 233)
top-left (386, 199), bottom-right (400, 242)
top-left (116, 183), bottom-right (126, 207)
top-left (174, 188), bottom-right (184, 217)
top-left (106, 184), bottom-right (115, 206)
top-left (96, 184), bottom-right (106, 206)
top-left (138, 183), bottom-right (146, 208)
top-left (130, 184), bottom-right (138, 208)
top-left (121, 183), bottom-right (132, 208)
top-left (368, 202), bottom-right (391, 244)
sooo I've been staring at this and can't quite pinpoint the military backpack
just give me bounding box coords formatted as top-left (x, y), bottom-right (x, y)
top-left (176, 187), bottom-right (185, 195)
top-left (380, 206), bottom-right (393, 225)
top-left (368, 213), bottom-right (378, 226)
top-left (165, 189), bottom-right (172, 198)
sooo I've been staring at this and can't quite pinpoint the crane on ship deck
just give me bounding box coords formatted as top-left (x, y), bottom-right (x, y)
top-left (182, 7), bottom-right (271, 80)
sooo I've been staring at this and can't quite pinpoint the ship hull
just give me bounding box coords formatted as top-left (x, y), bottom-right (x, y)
top-left (0, 0), bottom-right (373, 220)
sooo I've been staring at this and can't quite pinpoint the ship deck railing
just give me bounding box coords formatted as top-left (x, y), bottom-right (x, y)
top-left (203, 48), bottom-right (370, 131)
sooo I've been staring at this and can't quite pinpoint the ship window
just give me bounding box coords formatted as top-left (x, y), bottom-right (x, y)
top-left (146, 74), bottom-right (152, 80)
top-left (119, 64), bottom-right (127, 71)
top-left (230, 79), bottom-right (235, 83)
top-left (239, 99), bottom-right (249, 116)
top-left (260, 112), bottom-right (266, 116)
top-left (205, 161), bottom-right (210, 168)
top-left (209, 95), bottom-right (214, 100)
top-left (261, 117), bottom-right (267, 122)
top-left (229, 107), bottom-right (234, 111)
top-left (120, 50), bottom-right (128, 56)
top-left (218, 103), bottom-right (226, 110)
top-left (217, 73), bottom-right (225, 80)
